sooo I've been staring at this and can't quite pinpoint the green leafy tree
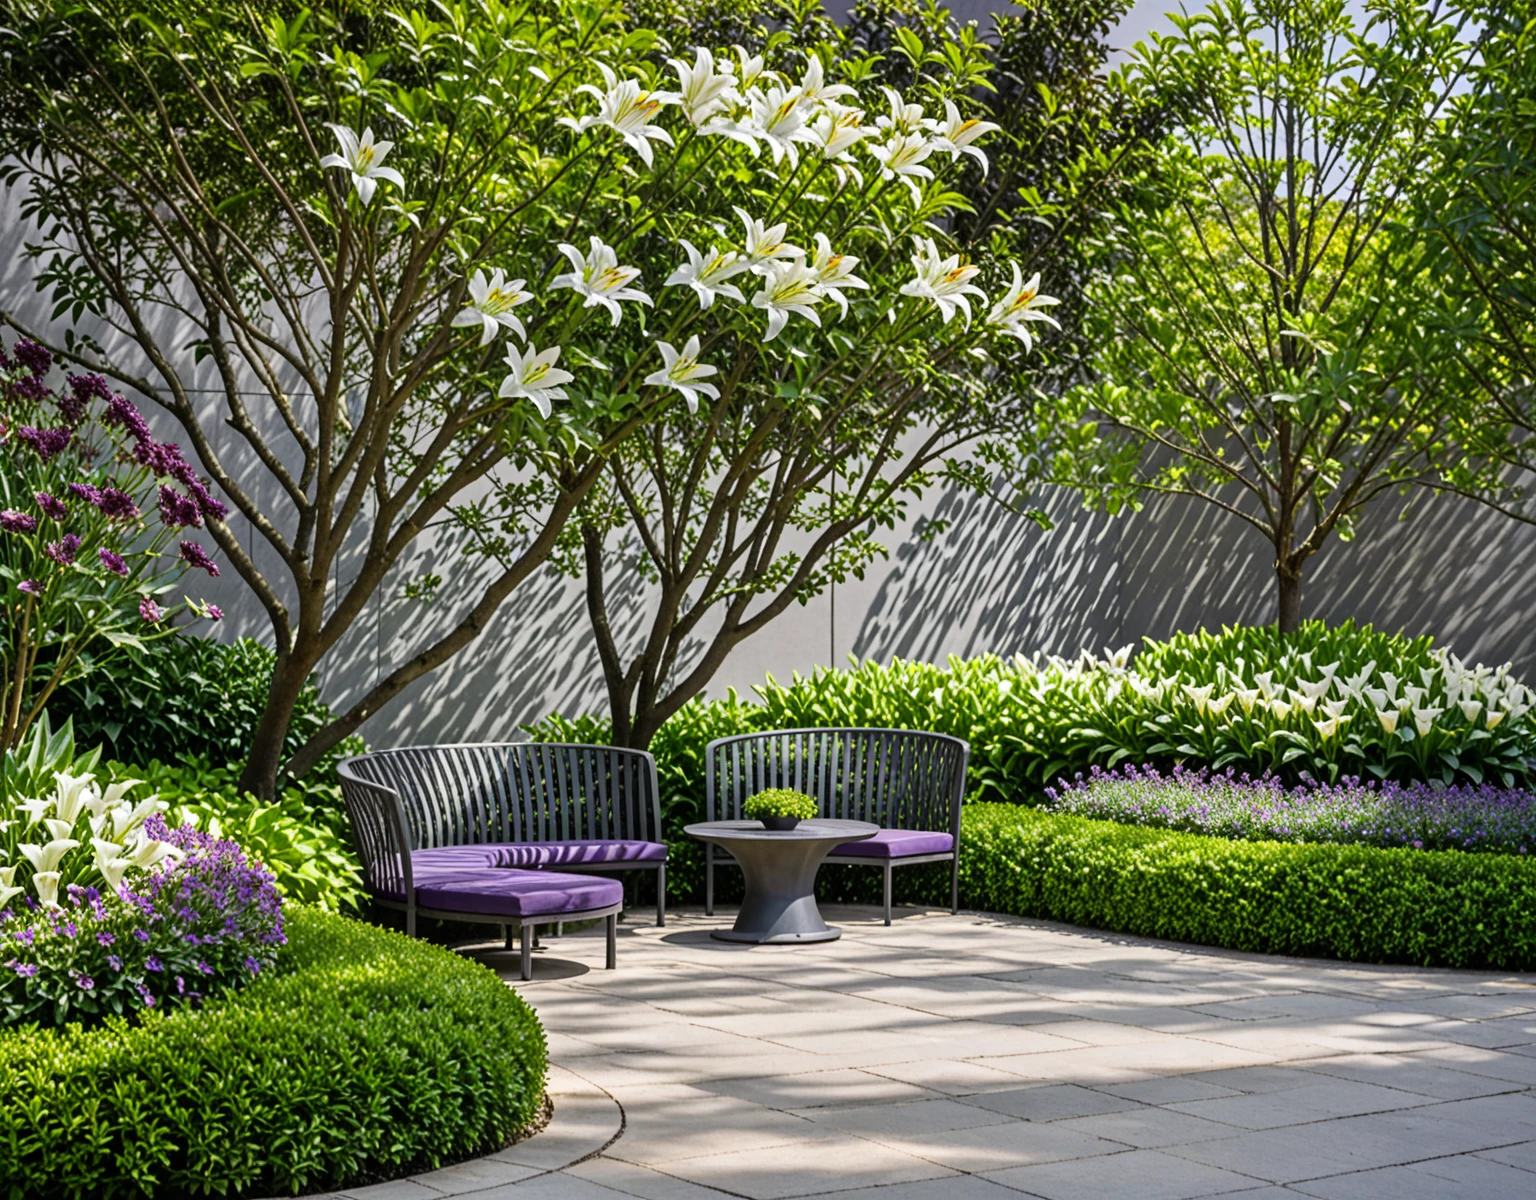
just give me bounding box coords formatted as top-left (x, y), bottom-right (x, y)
top-left (1033, 0), bottom-right (1525, 631)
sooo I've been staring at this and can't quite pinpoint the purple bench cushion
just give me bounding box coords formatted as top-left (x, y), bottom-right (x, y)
top-left (411, 840), bottom-right (666, 875)
top-left (832, 829), bottom-right (955, 859)
top-left (415, 869), bottom-right (623, 918)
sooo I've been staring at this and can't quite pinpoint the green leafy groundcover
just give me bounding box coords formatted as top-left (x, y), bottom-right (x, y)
top-left (0, 907), bottom-right (547, 1199)
top-left (954, 803), bottom-right (1536, 970)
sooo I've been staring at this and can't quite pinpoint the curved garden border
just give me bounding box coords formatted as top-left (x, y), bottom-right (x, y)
top-left (951, 803), bottom-right (1536, 971)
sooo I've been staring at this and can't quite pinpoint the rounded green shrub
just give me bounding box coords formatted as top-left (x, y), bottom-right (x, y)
top-left (953, 803), bottom-right (1536, 970)
top-left (0, 907), bottom-right (548, 1199)
top-left (743, 789), bottom-right (818, 820)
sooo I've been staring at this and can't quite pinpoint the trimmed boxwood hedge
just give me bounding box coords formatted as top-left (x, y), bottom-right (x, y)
top-left (956, 803), bottom-right (1536, 970)
top-left (0, 906), bottom-right (547, 1199)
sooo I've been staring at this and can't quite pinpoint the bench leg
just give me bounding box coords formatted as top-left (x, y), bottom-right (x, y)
top-left (520, 925), bottom-right (533, 981)
top-left (405, 906), bottom-right (416, 939)
top-left (605, 912), bottom-right (617, 970)
top-left (503, 924), bottom-right (514, 951)
top-left (883, 862), bottom-right (892, 927)
top-left (950, 853), bottom-right (959, 915)
top-left (705, 844), bottom-right (715, 916)
top-left (656, 863), bottom-right (666, 927)
top-left (554, 922), bottom-right (563, 938)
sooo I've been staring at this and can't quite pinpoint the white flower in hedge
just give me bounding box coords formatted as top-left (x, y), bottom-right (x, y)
top-left (729, 45), bottom-right (772, 90)
top-left (808, 104), bottom-right (868, 183)
top-left (1412, 706), bottom-right (1443, 738)
top-left (746, 83), bottom-right (815, 165)
top-left (737, 208), bottom-right (804, 274)
top-left (1488, 709), bottom-right (1507, 731)
top-left (52, 772), bottom-right (95, 825)
top-left (1458, 699), bottom-right (1483, 723)
top-left (1377, 708), bottom-right (1399, 735)
top-left (927, 100), bottom-right (999, 173)
top-left (552, 238), bottom-right (652, 326)
top-left (1206, 693), bottom-right (1235, 718)
top-left (1269, 698), bottom-right (1291, 719)
top-left (0, 884), bottom-right (20, 910)
top-left (1313, 714), bottom-right (1348, 739)
top-left (561, 64), bottom-right (675, 167)
top-left (986, 265), bottom-right (1062, 349)
top-left (20, 838), bottom-right (78, 874)
top-left (665, 241), bottom-right (751, 309)
top-left (126, 834), bottom-right (178, 871)
top-left (645, 336), bottom-right (720, 413)
top-left (875, 86), bottom-right (926, 136)
top-left (1234, 688), bottom-right (1261, 715)
top-left (16, 796), bottom-right (49, 827)
top-left (809, 234), bottom-right (868, 316)
top-left (31, 870), bottom-right (61, 908)
top-left (44, 818), bottom-right (75, 841)
top-left (670, 47), bottom-right (736, 127)
top-left (498, 343), bottom-right (574, 419)
top-left (320, 125), bottom-right (405, 207)
top-left (900, 238), bottom-right (986, 326)
top-left (1181, 683), bottom-right (1215, 714)
top-left (797, 57), bottom-right (857, 107)
top-left (868, 131), bottom-right (935, 195)
top-left (452, 269), bottom-right (533, 346)
top-left (751, 259), bottom-right (825, 341)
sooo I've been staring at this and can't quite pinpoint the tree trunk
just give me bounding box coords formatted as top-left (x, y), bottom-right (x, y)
top-left (1276, 563), bottom-right (1304, 634)
top-left (237, 654), bottom-right (319, 800)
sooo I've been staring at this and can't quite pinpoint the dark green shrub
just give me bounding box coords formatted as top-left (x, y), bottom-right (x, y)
top-left (743, 789), bottom-right (818, 821)
top-left (952, 803), bottom-right (1536, 970)
top-left (48, 636), bottom-right (357, 777)
top-left (0, 907), bottom-right (547, 1199)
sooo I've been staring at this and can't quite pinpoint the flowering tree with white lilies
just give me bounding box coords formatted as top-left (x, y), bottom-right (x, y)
top-left (0, 0), bottom-right (1044, 794)
top-left (531, 18), bottom-right (1065, 748)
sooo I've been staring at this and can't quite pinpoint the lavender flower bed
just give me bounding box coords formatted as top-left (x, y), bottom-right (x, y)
top-left (1043, 764), bottom-right (1536, 855)
top-left (0, 819), bottom-right (284, 1026)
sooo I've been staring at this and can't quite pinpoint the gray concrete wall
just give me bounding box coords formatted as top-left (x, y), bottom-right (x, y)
top-left (5, 180), bottom-right (1533, 751)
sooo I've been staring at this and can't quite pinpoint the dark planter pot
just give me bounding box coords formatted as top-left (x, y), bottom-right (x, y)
top-left (758, 815), bottom-right (801, 831)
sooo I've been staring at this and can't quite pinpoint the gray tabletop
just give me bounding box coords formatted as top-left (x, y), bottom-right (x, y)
top-left (685, 819), bottom-right (879, 844)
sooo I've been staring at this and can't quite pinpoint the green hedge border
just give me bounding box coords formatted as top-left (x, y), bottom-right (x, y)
top-left (954, 803), bottom-right (1536, 970)
top-left (0, 907), bottom-right (547, 1198)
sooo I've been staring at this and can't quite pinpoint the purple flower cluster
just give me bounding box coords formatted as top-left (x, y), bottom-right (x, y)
top-left (1044, 764), bottom-right (1536, 855)
top-left (0, 824), bottom-right (284, 1027)
top-left (0, 509), bottom-right (36, 534)
top-left (15, 425), bottom-right (72, 460)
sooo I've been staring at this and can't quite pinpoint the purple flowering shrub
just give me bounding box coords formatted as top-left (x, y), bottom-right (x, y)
top-left (0, 819), bottom-right (283, 1026)
top-left (1045, 763), bottom-right (1536, 855)
top-left (0, 338), bottom-right (226, 748)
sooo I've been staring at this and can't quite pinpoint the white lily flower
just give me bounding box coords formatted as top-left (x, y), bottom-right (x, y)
top-left (899, 238), bottom-right (985, 326)
top-left (127, 836), bottom-right (178, 871)
top-left (452, 269), bottom-right (533, 346)
top-left (985, 264), bottom-right (1061, 349)
top-left (1297, 677), bottom-right (1333, 700)
top-left (809, 234), bottom-right (868, 317)
top-left (867, 132), bottom-right (934, 195)
top-left (1232, 688), bottom-right (1260, 715)
top-left (1413, 706), bottom-right (1443, 738)
top-left (20, 839), bottom-right (79, 874)
top-left (1377, 709), bottom-right (1399, 735)
top-left (498, 343), bottom-right (574, 419)
top-left (1404, 684), bottom-right (1427, 709)
top-left (52, 771), bottom-right (95, 824)
top-left (1380, 671), bottom-right (1402, 702)
top-left (1288, 690), bottom-right (1318, 715)
top-left (109, 796), bottom-right (163, 842)
top-left (1488, 709), bottom-right (1507, 730)
top-left (798, 57), bottom-right (857, 106)
top-left (644, 336), bottom-right (720, 414)
top-left (0, 886), bottom-right (21, 911)
top-left (729, 45), bottom-right (772, 90)
top-left (807, 104), bottom-right (867, 182)
top-left (1322, 698), bottom-right (1349, 719)
top-left (559, 63), bottom-right (675, 167)
top-left (745, 83), bottom-right (815, 166)
top-left (664, 240), bottom-right (751, 309)
top-left (31, 871), bottom-right (62, 909)
top-left (1269, 699), bottom-right (1291, 719)
top-left (44, 819), bottom-right (74, 841)
top-left (551, 237), bottom-right (652, 326)
top-left (1313, 715), bottom-right (1348, 739)
top-left (1458, 699), bottom-right (1483, 723)
top-left (1207, 693), bottom-right (1235, 718)
top-left (92, 836), bottom-right (125, 863)
top-left (320, 125), bottom-right (405, 207)
top-left (1345, 663), bottom-right (1376, 691)
top-left (751, 259), bottom-right (824, 341)
top-left (1182, 683), bottom-right (1214, 715)
top-left (927, 100), bottom-right (999, 173)
top-left (736, 208), bottom-right (804, 274)
top-left (670, 47), bottom-right (736, 126)
top-left (0, 867), bottom-right (15, 888)
top-left (874, 86), bottom-right (926, 135)
top-left (16, 796), bottom-right (50, 827)
top-left (99, 858), bottom-right (134, 891)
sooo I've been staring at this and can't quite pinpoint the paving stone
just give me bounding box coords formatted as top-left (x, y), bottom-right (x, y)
top-left (862, 1117), bottom-right (1124, 1172)
top-left (983, 1147), bottom-right (1268, 1199)
top-left (960, 1082), bottom-right (1144, 1122)
top-left (1288, 1154), bottom-right (1536, 1199)
top-left (1166, 1079), bottom-right (1438, 1129)
top-left (650, 1133), bottom-right (958, 1198)
top-left (1055, 1106), bottom-right (1243, 1148)
top-left (1473, 1140), bottom-right (1536, 1174)
top-left (791, 1096), bottom-right (1017, 1136)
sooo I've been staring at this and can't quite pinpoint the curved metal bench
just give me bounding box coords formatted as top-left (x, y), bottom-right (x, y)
top-left (338, 743), bottom-right (666, 978)
top-left (705, 728), bottom-right (969, 925)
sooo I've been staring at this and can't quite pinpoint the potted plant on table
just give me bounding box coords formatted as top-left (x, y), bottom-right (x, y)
top-left (743, 789), bottom-right (818, 832)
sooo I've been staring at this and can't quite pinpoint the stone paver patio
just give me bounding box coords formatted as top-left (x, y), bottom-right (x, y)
top-left (338, 906), bottom-right (1536, 1200)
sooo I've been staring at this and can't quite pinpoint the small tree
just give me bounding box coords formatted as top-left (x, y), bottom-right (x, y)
top-left (565, 2), bottom-right (1124, 747)
top-left (0, 0), bottom-right (951, 794)
top-left (1031, 0), bottom-right (1524, 631)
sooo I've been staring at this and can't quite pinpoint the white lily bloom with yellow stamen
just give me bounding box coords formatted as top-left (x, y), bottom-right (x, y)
top-left (320, 125), bottom-right (405, 207)
top-left (1377, 708), bottom-right (1399, 734)
top-left (736, 208), bottom-right (804, 274)
top-left (867, 131), bottom-right (934, 196)
top-left (927, 100), bottom-right (999, 173)
top-left (670, 47), bottom-right (737, 127)
top-left (31, 871), bottom-right (61, 909)
top-left (874, 86), bottom-right (926, 135)
top-left (559, 63), bottom-right (675, 166)
top-left (664, 240), bottom-right (751, 310)
top-left (1413, 706), bottom-right (1443, 738)
top-left (644, 336), bottom-right (720, 414)
top-left (899, 238), bottom-right (985, 326)
top-left (20, 838), bottom-right (79, 874)
top-left (798, 56), bottom-right (857, 107)
top-left (552, 237), bottom-right (652, 326)
top-left (986, 264), bottom-right (1061, 349)
top-left (452, 269), bottom-right (534, 346)
top-left (751, 259), bottom-right (824, 341)
top-left (745, 83), bottom-right (815, 166)
top-left (809, 233), bottom-right (868, 317)
top-left (498, 343), bottom-right (574, 419)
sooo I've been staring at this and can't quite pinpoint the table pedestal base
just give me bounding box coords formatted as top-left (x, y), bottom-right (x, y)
top-left (720, 839), bottom-right (842, 944)
top-left (711, 926), bottom-right (841, 944)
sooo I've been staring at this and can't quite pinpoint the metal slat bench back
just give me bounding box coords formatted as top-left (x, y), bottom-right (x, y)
top-left (704, 727), bottom-right (969, 923)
